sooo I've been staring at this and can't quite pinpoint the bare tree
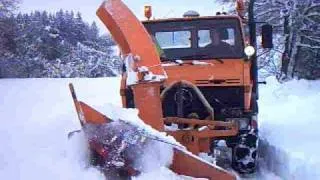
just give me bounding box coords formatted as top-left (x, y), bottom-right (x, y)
top-left (215, 0), bottom-right (320, 80)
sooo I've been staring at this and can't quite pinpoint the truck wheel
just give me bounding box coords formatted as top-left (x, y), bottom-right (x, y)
top-left (232, 129), bottom-right (258, 174)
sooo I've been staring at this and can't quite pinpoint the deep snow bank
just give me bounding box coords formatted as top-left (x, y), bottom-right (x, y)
top-left (2, 77), bottom-right (317, 179)
top-left (0, 78), bottom-right (122, 180)
top-left (0, 78), bottom-right (192, 180)
top-left (259, 77), bottom-right (320, 179)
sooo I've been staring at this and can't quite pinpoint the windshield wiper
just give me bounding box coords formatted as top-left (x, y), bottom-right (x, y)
top-left (180, 55), bottom-right (224, 64)
top-left (160, 57), bottom-right (184, 65)
top-left (160, 56), bottom-right (169, 61)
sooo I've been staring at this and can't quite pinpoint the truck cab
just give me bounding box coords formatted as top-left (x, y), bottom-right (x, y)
top-left (142, 13), bottom-right (259, 173)
top-left (143, 15), bottom-right (256, 117)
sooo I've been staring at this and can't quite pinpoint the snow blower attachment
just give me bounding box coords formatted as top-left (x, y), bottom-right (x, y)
top-left (69, 0), bottom-right (273, 178)
top-left (69, 83), bottom-right (237, 179)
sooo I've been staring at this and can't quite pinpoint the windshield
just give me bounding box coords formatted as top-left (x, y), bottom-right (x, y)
top-left (143, 18), bottom-right (245, 61)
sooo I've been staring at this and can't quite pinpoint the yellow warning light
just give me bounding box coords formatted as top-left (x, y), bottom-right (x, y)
top-left (236, 0), bottom-right (245, 17)
top-left (236, 0), bottom-right (245, 11)
top-left (144, 5), bottom-right (152, 20)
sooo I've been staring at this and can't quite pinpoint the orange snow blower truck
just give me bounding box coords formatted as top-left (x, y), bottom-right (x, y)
top-left (69, 0), bottom-right (273, 179)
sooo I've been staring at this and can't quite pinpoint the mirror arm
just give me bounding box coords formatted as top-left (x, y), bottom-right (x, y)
top-left (256, 48), bottom-right (284, 58)
top-left (253, 21), bottom-right (268, 24)
top-left (256, 49), bottom-right (272, 58)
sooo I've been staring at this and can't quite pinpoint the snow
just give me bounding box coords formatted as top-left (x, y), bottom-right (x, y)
top-left (0, 78), bottom-right (189, 180)
top-left (124, 54), bottom-right (139, 85)
top-left (175, 59), bottom-right (183, 64)
top-left (192, 60), bottom-right (213, 66)
top-left (0, 78), bottom-right (120, 180)
top-left (1, 76), bottom-right (320, 179)
top-left (44, 26), bottom-right (51, 31)
top-left (259, 76), bottom-right (320, 179)
top-left (49, 33), bottom-right (59, 38)
top-left (162, 63), bottom-right (180, 67)
top-left (124, 54), bottom-right (167, 85)
top-left (98, 104), bottom-right (180, 146)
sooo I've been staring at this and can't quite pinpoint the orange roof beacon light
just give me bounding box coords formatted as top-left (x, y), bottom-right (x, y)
top-left (144, 5), bottom-right (152, 20)
top-left (236, 0), bottom-right (245, 18)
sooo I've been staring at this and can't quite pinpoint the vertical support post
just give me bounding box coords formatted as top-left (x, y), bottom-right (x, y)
top-left (248, 0), bottom-right (258, 99)
top-left (131, 82), bottom-right (164, 131)
top-left (69, 83), bottom-right (85, 126)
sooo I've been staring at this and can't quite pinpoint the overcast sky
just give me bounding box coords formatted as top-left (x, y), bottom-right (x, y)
top-left (20, 0), bottom-right (221, 34)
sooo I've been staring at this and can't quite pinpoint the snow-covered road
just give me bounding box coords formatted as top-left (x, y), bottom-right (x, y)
top-left (1, 77), bottom-right (319, 179)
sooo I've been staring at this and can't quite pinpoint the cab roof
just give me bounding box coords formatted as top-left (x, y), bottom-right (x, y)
top-left (142, 15), bottom-right (242, 24)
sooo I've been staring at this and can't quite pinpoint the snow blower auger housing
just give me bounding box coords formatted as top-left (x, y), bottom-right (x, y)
top-left (70, 0), bottom-right (273, 179)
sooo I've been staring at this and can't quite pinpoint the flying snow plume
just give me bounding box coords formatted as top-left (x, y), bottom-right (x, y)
top-left (133, 139), bottom-right (174, 173)
top-left (96, 104), bottom-right (177, 177)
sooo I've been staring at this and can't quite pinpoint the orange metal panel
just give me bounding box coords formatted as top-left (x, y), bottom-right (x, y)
top-left (162, 59), bottom-right (244, 87)
top-left (167, 128), bottom-right (238, 154)
top-left (131, 82), bottom-right (164, 131)
top-left (164, 117), bottom-right (238, 154)
top-left (172, 148), bottom-right (236, 180)
top-left (199, 138), bottom-right (211, 152)
top-left (79, 102), bottom-right (110, 124)
top-left (243, 61), bottom-right (253, 111)
top-left (69, 83), bottom-right (110, 125)
top-left (164, 117), bottom-right (236, 128)
top-left (120, 74), bottom-right (127, 108)
top-left (97, 0), bottom-right (165, 76)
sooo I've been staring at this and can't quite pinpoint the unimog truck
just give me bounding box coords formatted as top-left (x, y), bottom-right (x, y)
top-left (69, 0), bottom-right (273, 179)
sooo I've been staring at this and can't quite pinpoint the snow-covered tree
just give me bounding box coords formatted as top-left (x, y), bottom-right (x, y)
top-left (0, 0), bottom-right (19, 54)
top-left (215, 0), bottom-right (320, 80)
top-left (0, 0), bottom-right (20, 77)
top-left (0, 8), bottom-right (121, 78)
top-left (0, 0), bottom-right (19, 18)
top-left (254, 0), bottom-right (320, 79)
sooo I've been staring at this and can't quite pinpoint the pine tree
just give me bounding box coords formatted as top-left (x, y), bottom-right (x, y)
top-left (1, 7), bottom-right (120, 78)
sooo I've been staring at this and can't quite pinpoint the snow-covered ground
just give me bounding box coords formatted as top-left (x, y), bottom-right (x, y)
top-left (0, 78), bottom-right (119, 180)
top-left (0, 78), bottom-right (194, 180)
top-left (258, 77), bottom-right (320, 179)
top-left (1, 77), bottom-right (319, 179)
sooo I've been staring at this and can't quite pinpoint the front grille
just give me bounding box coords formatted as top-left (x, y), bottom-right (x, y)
top-left (199, 86), bottom-right (244, 108)
top-left (162, 86), bottom-right (244, 120)
top-left (195, 79), bottom-right (241, 85)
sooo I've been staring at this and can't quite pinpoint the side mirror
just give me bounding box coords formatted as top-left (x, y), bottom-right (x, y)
top-left (261, 24), bottom-right (273, 48)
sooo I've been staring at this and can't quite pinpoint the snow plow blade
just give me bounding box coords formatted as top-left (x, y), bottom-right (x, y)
top-left (172, 149), bottom-right (236, 179)
top-left (69, 83), bottom-right (236, 180)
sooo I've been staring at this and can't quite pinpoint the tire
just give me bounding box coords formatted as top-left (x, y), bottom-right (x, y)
top-left (232, 129), bottom-right (259, 174)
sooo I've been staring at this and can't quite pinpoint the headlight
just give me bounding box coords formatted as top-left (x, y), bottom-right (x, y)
top-left (226, 118), bottom-right (250, 130)
top-left (238, 118), bottom-right (249, 130)
top-left (244, 46), bottom-right (255, 57)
